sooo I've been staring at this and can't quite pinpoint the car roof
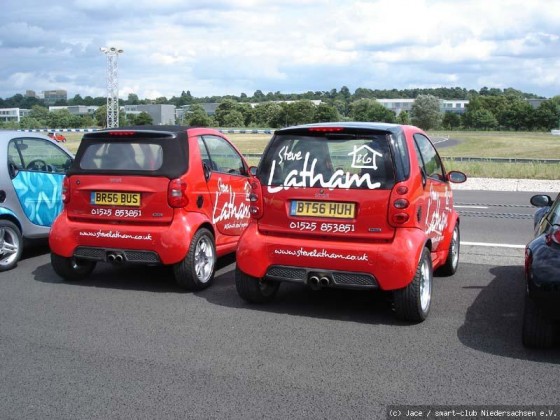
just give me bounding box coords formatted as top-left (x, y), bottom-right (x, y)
top-left (274, 121), bottom-right (407, 134)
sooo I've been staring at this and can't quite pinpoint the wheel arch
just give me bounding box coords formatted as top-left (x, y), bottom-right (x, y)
top-left (0, 210), bottom-right (23, 233)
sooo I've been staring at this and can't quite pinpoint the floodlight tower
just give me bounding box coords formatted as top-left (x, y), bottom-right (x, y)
top-left (100, 46), bottom-right (124, 128)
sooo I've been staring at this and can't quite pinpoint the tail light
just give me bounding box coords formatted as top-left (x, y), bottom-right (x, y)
top-left (168, 178), bottom-right (188, 208)
top-left (249, 179), bottom-right (263, 219)
top-left (546, 226), bottom-right (560, 246)
top-left (62, 176), bottom-right (70, 204)
top-left (389, 184), bottom-right (411, 226)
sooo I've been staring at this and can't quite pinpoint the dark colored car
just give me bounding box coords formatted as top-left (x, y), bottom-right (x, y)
top-left (523, 193), bottom-right (560, 348)
top-left (0, 130), bottom-right (73, 271)
top-left (49, 126), bottom-right (251, 290)
top-left (235, 122), bottom-right (466, 322)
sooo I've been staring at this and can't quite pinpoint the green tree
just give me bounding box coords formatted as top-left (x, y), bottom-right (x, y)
top-left (221, 110), bottom-right (244, 127)
top-left (349, 99), bottom-right (395, 123)
top-left (465, 109), bottom-right (498, 130)
top-left (397, 111), bottom-right (411, 125)
top-left (253, 102), bottom-right (285, 128)
top-left (215, 99), bottom-right (241, 127)
top-left (441, 112), bottom-right (461, 129)
top-left (131, 111), bottom-right (153, 125)
top-left (534, 98), bottom-right (560, 130)
top-left (286, 100), bottom-right (316, 125)
top-left (411, 95), bottom-right (442, 130)
top-left (94, 105), bottom-right (107, 127)
top-left (314, 103), bottom-right (340, 122)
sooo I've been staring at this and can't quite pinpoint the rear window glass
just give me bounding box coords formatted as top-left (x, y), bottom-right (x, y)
top-left (258, 134), bottom-right (395, 190)
top-left (79, 142), bottom-right (163, 171)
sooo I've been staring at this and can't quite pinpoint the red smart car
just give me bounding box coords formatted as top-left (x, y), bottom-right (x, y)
top-left (235, 122), bottom-right (466, 322)
top-left (49, 126), bottom-right (251, 290)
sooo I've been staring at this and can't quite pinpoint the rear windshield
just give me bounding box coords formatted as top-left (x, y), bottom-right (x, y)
top-left (79, 142), bottom-right (163, 171)
top-left (70, 133), bottom-right (188, 179)
top-left (258, 134), bottom-right (395, 190)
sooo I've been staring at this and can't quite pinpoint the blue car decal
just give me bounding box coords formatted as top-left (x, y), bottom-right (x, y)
top-left (12, 171), bottom-right (64, 227)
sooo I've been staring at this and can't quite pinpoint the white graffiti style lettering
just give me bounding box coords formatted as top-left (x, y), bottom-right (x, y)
top-left (348, 145), bottom-right (383, 169)
top-left (277, 145), bottom-right (303, 164)
top-left (273, 247), bottom-right (368, 261)
top-left (425, 184), bottom-right (451, 246)
top-left (267, 153), bottom-right (381, 193)
top-left (79, 230), bottom-right (152, 241)
top-left (212, 178), bottom-right (251, 227)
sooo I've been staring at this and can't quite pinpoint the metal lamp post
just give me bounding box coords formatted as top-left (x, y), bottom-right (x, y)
top-left (100, 47), bottom-right (124, 128)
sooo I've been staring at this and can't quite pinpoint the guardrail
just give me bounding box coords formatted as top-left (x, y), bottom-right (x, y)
top-left (442, 157), bottom-right (560, 164)
top-left (17, 128), bottom-right (275, 134)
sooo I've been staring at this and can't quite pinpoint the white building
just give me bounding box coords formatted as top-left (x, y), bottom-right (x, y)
top-left (0, 108), bottom-right (30, 123)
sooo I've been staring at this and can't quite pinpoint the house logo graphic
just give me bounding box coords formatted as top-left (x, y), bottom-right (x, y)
top-left (348, 145), bottom-right (383, 170)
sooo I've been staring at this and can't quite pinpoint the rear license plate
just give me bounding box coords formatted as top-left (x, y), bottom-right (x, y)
top-left (290, 200), bottom-right (355, 219)
top-left (91, 192), bottom-right (141, 207)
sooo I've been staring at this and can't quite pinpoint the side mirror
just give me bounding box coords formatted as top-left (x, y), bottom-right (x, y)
top-left (447, 171), bottom-right (467, 184)
top-left (530, 194), bottom-right (553, 208)
top-left (249, 166), bottom-right (258, 177)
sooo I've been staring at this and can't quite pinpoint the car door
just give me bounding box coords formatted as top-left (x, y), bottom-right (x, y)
top-left (198, 135), bottom-right (251, 236)
top-left (413, 133), bottom-right (452, 251)
top-left (8, 137), bottom-right (72, 227)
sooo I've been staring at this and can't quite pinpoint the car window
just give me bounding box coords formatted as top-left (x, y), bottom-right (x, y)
top-left (8, 137), bottom-right (71, 174)
top-left (258, 134), bottom-right (395, 190)
top-left (544, 194), bottom-right (560, 227)
top-left (200, 135), bottom-right (247, 176)
top-left (413, 134), bottom-right (444, 181)
top-left (79, 142), bottom-right (163, 171)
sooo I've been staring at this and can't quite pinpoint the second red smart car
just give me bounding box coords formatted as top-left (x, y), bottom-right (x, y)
top-left (235, 122), bottom-right (466, 322)
top-left (49, 126), bottom-right (251, 290)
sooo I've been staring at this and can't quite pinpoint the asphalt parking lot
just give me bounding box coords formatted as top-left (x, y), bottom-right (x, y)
top-left (1, 244), bottom-right (559, 419)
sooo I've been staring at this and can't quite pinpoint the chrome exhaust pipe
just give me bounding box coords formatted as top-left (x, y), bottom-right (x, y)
top-left (107, 253), bottom-right (116, 263)
top-left (319, 276), bottom-right (330, 287)
top-left (114, 254), bottom-right (124, 264)
top-left (308, 275), bottom-right (321, 290)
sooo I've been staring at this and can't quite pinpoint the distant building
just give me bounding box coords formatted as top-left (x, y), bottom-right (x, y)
top-left (527, 99), bottom-right (546, 109)
top-left (124, 104), bottom-right (176, 125)
top-left (49, 105), bottom-right (98, 115)
top-left (25, 90), bottom-right (37, 98)
top-left (43, 89), bottom-right (67, 105)
top-left (376, 99), bottom-right (468, 115)
top-left (0, 108), bottom-right (30, 123)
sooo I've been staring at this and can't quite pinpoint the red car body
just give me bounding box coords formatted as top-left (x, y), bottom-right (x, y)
top-left (235, 122), bottom-right (466, 321)
top-left (49, 126), bottom-right (251, 290)
top-left (47, 132), bottom-right (67, 142)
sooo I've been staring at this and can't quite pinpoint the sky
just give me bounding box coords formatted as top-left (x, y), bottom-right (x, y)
top-left (2, 0), bottom-right (560, 101)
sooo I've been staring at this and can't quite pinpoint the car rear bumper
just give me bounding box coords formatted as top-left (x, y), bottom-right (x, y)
top-left (49, 211), bottom-right (200, 265)
top-left (236, 224), bottom-right (427, 291)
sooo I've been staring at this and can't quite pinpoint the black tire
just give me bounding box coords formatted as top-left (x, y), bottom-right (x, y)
top-left (437, 223), bottom-right (460, 276)
top-left (0, 220), bottom-right (23, 272)
top-left (50, 253), bottom-right (96, 281)
top-left (235, 267), bottom-right (279, 303)
top-left (173, 228), bottom-right (216, 291)
top-left (393, 247), bottom-right (433, 322)
top-left (522, 295), bottom-right (556, 349)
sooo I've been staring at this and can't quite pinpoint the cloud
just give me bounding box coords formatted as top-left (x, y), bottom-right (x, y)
top-left (1, 0), bottom-right (560, 100)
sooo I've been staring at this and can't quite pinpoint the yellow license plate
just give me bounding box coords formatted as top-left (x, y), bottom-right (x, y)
top-left (290, 200), bottom-right (355, 219)
top-left (91, 192), bottom-right (141, 207)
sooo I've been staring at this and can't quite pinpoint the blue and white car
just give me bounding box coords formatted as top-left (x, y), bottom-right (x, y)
top-left (0, 131), bottom-right (73, 271)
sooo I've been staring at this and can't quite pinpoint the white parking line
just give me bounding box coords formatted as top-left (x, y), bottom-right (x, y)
top-left (461, 241), bottom-right (525, 249)
top-left (455, 205), bottom-right (489, 209)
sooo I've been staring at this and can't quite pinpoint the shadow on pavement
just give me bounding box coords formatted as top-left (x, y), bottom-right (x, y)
top-left (457, 265), bottom-right (560, 362)
top-left (202, 263), bottom-right (400, 326)
top-left (32, 253), bottom-right (237, 294)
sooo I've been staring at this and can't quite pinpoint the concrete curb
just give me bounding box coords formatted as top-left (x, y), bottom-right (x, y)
top-left (453, 177), bottom-right (560, 192)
